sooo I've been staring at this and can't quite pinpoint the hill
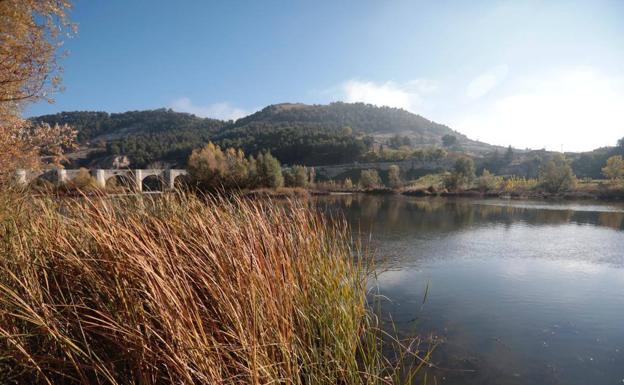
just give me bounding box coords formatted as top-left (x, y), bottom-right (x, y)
top-left (215, 102), bottom-right (501, 164)
top-left (32, 109), bottom-right (226, 167)
top-left (31, 103), bottom-right (504, 168)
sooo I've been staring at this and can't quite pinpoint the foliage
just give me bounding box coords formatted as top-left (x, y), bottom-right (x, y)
top-left (0, 192), bottom-right (431, 384)
top-left (445, 157), bottom-right (475, 190)
top-left (343, 178), bottom-right (354, 190)
top-left (504, 146), bottom-right (514, 163)
top-left (284, 165), bottom-right (312, 188)
top-left (362, 145), bottom-right (447, 163)
top-left (387, 165), bottom-right (402, 189)
top-left (539, 154), bottom-right (576, 193)
top-left (407, 173), bottom-right (446, 192)
top-left (476, 169), bottom-right (500, 192)
top-left (188, 142), bottom-right (262, 189)
top-left (388, 134), bottom-right (412, 149)
top-left (441, 134), bottom-right (457, 147)
top-left (34, 109), bottom-right (226, 167)
top-left (59, 167), bottom-right (98, 191)
top-left (602, 155), bottom-right (624, 181)
top-left (360, 169), bottom-right (382, 189)
top-left (32, 103), bottom-right (480, 169)
top-left (0, 0), bottom-right (76, 179)
top-left (255, 151), bottom-right (284, 188)
top-left (571, 137), bottom-right (624, 179)
top-left (501, 176), bottom-right (539, 193)
top-left (213, 102), bottom-right (463, 166)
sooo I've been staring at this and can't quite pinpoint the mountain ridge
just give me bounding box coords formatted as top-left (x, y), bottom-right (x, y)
top-left (29, 102), bottom-right (527, 168)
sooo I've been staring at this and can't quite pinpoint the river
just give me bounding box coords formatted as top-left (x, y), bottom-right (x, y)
top-left (315, 194), bottom-right (624, 385)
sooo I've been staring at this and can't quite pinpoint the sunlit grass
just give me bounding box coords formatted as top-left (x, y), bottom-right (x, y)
top-left (0, 190), bottom-right (430, 384)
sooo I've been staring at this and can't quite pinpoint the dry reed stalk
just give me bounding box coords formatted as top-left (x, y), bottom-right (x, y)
top-left (0, 191), bottom-right (428, 384)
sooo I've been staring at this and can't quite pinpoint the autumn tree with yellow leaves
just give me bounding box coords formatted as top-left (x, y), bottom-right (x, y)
top-left (0, 0), bottom-right (76, 181)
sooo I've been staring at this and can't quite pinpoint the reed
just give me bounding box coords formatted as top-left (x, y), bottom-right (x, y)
top-left (0, 191), bottom-right (427, 384)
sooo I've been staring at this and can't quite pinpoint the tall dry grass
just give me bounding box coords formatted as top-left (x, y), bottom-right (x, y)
top-left (0, 191), bottom-right (428, 384)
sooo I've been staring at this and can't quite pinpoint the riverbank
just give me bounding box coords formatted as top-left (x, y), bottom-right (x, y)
top-left (402, 183), bottom-right (624, 201)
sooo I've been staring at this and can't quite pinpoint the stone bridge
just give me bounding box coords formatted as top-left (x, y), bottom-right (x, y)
top-left (15, 169), bottom-right (188, 192)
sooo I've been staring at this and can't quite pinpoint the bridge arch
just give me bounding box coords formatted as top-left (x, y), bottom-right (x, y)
top-left (105, 173), bottom-right (137, 193)
top-left (142, 174), bottom-right (165, 192)
top-left (172, 173), bottom-right (191, 189)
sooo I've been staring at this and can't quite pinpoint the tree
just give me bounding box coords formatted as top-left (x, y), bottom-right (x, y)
top-left (539, 154), bottom-right (576, 193)
top-left (188, 142), bottom-right (253, 189)
top-left (255, 152), bottom-right (283, 188)
top-left (360, 169), bottom-right (381, 189)
top-left (388, 135), bottom-right (412, 149)
top-left (476, 169), bottom-right (498, 192)
top-left (284, 165), bottom-right (309, 188)
top-left (602, 155), bottom-right (624, 181)
top-left (308, 167), bottom-right (316, 186)
top-left (343, 178), bottom-right (353, 190)
top-left (387, 165), bottom-right (402, 189)
top-left (1, 0), bottom-right (75, 179)
top-left (446, 157), bottom-right (475, 190)
top-left (188, 142), bottom-right (225, 187)
top-left (504, 146), bottom-right (514, 164)
top-left (442, 134), bottom-right (457, 148)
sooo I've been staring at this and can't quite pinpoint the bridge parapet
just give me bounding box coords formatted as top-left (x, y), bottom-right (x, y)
top-left (15, 168), bottom-right (188, 192)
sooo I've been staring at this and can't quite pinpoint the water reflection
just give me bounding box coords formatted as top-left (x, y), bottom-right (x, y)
top-left (317, 195), bottom-right (624, 234)
top-left (314, 195), bottom-right (624, 385)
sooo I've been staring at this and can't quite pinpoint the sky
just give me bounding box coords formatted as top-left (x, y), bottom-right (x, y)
top-left (27, 0), bottom-right (624, 152)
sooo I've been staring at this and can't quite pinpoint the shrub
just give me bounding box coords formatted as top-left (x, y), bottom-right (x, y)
top-left (360, 169), bottom-right (382, 189)
top-left (602, 155), bottom-right (624, 181)
top-left (284, 165), bottom-right (310, 188)
top-left (445, 157), bottom-right (475, 191)
top-left (539, 154), bottom-right (576, 193)
top-left (387, 165), bottom-right (402, 189)
top-left (255, 151), bottom-right (284, 188)
top-left (64, 167), bottom-right (98, 191)
top-left (476, 169), bottom-right (499, 192)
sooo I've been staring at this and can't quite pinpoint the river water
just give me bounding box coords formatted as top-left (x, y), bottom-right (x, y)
top-left (315, 194), bottom-right (624, 385)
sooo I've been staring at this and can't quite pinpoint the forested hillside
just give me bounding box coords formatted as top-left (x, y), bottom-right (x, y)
top-left (214, 103), bottom-right (500, 164)
top-left (32, 102), bottom-right (621, 177)
top-left (31, 103), bottom-right (477, 167)
top-left (32, 109), bottom-right (226, 167)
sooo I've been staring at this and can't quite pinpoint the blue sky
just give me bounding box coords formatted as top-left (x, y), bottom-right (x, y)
top-left (27, 0), bottom-right (624, 151)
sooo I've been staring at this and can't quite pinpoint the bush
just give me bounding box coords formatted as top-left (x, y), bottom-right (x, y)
top-left (63, 167), bottom-right (98, 191)
top-left (602, 155), bottom-right (624, 181)
top-left (476, 169), bottom-right (499, 192)
top-left (255, 151), bottom-right (284, 188)
top-left (387, 165), bottom-right (402, 189)
top-left (284, 165), bottom-right (310, 188)
top-left (360, 169), bottom-right (382, 189)
top-left (539, 154), bottom-right (576, 193)
top-left (445, 157), bottom-right (475, 191)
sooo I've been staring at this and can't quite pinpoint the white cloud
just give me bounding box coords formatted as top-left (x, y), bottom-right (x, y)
top-left (465, 65), bottom-right (509, 100)
top-left (170, 97), bottom-right (250, 121)
top-left (453, 68), bottom-right (624, 151)
top-left (339, 79), bottom-right (437, 114)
